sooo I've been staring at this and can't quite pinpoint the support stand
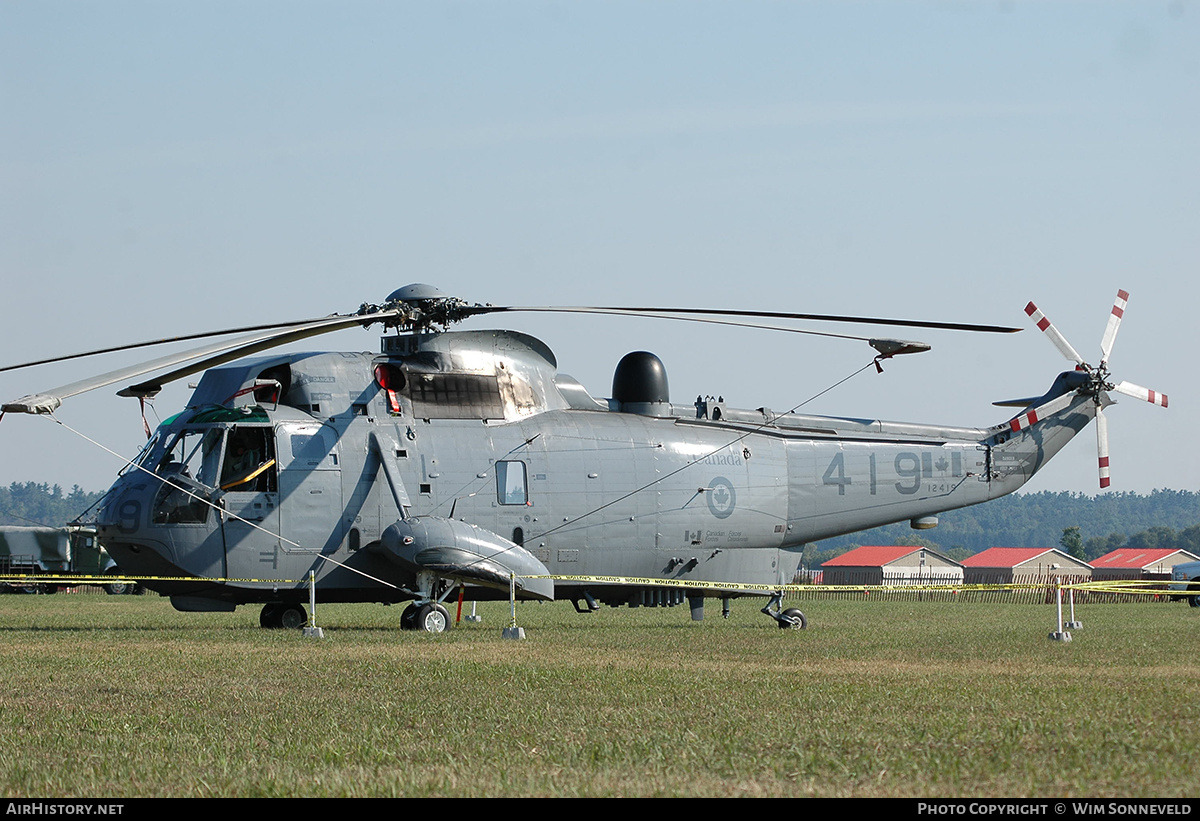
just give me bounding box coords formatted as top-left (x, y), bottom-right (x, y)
top-left (304, 571), bottom-right (325, 639)
top-left (1048, 585), bottom-right (1072, 642)
top-left (1064, 586), bottom-right (1082, 629)
top-left (501, 572), bottom-right (526, 640)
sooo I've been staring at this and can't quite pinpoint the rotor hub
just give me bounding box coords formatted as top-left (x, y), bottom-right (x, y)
top-left (358, 284), bottom-right (486, 334)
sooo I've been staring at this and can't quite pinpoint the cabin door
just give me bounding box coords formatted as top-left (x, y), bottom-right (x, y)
top-left (220, 425), bottom-right (281, 581)
top-left (275, 422), bottom-right (344, 560)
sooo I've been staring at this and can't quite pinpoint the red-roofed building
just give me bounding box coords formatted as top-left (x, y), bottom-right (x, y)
top-left (961, 547), bottom-right (1092, 584)
top-left (820, 545), bottom-right (963, 586)
top-left (1090, 548), bottom-right (1200, 581)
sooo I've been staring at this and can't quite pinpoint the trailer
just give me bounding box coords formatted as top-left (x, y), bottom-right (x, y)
top-left (0, 525), bottom-right (137, 594)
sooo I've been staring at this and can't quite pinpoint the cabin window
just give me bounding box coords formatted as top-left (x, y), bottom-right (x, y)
top-left (278, 423), bottom-right (339, 471)
top-left (496, 460), bottom-right (528, 506)
top-left (220, 427), bottom-right (277, 493)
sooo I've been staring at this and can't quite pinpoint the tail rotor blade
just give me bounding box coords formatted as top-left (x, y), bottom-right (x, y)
top-left (1099, 289), bottom-right (1129, 367)
top-left (1024, 301), bottom-right (1085, 365)
top-left (1112, 381), bottom-right (1168, 408)
top-left (1005, 391), bottom-right (1078, 433)
top-left (1096, 403), bottom-right (1111, 489)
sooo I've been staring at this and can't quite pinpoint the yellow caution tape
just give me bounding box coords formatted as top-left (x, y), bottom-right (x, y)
top-left (4, 573), bottom-right (1195, 598)
top-left (0, 574), bottom-right (307, 585)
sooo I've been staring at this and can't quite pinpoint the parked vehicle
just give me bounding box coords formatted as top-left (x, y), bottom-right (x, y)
top-left (1170, 560), bottom-right (1200, 608)
top-left (0, 525), bottom-right (137, 594)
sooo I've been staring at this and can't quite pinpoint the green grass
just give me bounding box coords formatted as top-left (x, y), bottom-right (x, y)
top-left (0, 593), bottom-right (1197, 797)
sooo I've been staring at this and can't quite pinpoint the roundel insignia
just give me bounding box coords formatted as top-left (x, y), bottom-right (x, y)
top-left (706, 477), bottom-right (736, 519)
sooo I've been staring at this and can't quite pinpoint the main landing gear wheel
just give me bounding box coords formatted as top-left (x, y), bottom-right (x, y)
top-left (402, 602), bottom-right (450, 633)
top-left (103, 570), bottom-right (132, 595)
top-left (260, 603), bottom-right (307, 629)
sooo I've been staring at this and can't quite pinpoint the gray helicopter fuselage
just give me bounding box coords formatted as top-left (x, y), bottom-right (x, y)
top-left (94, 329), bottom-right (1090, 610)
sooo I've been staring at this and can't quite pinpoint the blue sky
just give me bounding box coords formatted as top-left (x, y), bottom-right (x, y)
top-left (1, 1), bottom-right (1196, 496)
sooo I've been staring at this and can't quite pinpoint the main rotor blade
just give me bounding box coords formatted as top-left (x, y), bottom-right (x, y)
top-left (476, 305), bottom-right (1022, 334)
top-left (484, 309), bottom-right (893, 343)
top-left (2, 310), bottom-right (399, 415)
top-left (0, 317), bottom-right (336, 375)
top-left (1099, 289), bottom-right (1129, 367)
top-left (1024, 301), bottom-right (1084, 365)
top-left (1112, 381), bottom-right (1168, 408)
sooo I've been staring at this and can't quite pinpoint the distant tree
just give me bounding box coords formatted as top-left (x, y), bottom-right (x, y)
top-left (0, 482), bottom-right (106, 527)
top-left (1060, 526), bottom-right (1085, 560)
top-left (1128, 526), bottom-right (1178, 551)
top-left (1084, 532), bottom-right (1128, 561)
top-left (894, 534), bottom-right (940, 550)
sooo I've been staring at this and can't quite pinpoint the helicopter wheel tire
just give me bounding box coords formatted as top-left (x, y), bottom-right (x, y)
top-left (260, 603), bottom-right (283, 629)
top-left (778, 608), bottom-right (807, 630)
top-left (415, 603), bottom-right (450, 634)
top-left (278, 604), bottom-right (307, 630)
top-left (400, 603), bottom-right (419, 630)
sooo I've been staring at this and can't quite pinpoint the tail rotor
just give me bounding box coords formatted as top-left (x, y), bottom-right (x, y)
top-left (1021, 290), bottom-right (1167, 489)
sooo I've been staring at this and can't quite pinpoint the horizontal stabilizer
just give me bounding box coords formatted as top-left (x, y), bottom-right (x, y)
top-left (993, 371), bottom-right (1090, 412)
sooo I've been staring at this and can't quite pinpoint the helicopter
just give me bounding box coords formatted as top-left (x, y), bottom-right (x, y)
top-left (0, 285), bottom-right (1167, 632)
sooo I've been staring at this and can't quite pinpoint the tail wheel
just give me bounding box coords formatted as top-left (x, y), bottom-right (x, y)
top-left (778, 608), bottom-right (807, 630)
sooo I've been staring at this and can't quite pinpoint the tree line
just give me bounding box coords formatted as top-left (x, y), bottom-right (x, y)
top-left (0, 482), bottom-right (108, 529)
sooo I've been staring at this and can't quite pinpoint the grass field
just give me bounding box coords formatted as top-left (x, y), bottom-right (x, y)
top-left (1, 592), bottom-right (1197, 798)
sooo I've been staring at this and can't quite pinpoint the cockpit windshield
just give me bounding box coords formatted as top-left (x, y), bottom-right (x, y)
top-left (156, 427), bottom-right (225, 489)
top-left (151, 426), bottom-right (225, 525)
top-left (120, 432), bottom-right (163, 477)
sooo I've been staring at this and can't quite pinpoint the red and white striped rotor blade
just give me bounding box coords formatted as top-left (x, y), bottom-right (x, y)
top-left (1099, 289), bottom-right (1129, 367)
top-left (1006, 391), bottom-right (1078, 433)
top-left (1096, 404), bottom-right (1111, 489)
top-left (1024, 301), bottom-right (1084, 366)
top-left (1112, 381), bottom-right (1168, 408)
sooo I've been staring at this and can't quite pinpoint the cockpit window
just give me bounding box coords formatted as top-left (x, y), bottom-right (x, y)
top-left (152, 427), bottom-right (224, 524)
top-left (157, 428), bottom-right (224, 489)
top-left (219, 427), bottom-right (277, 493)
top-left (121, 432), bottom-right (162, 476)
